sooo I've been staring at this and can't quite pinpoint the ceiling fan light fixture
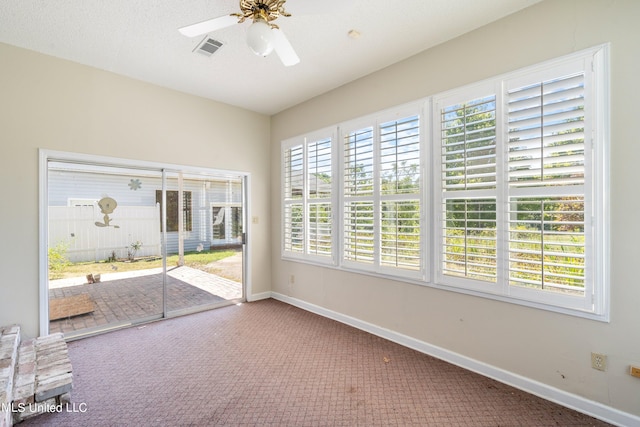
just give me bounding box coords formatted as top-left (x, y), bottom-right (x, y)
top-left (179, 0), bottom-right (299, 66)
top-left (246, 18), bottom-right (275, 57)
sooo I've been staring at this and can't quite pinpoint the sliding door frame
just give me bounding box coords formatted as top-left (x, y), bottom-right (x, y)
top-left (38, 149), bottom-right (252, 336)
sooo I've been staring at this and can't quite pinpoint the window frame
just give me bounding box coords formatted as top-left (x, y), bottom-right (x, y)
top-left (279, 45), bottom-right (609, 321)
top-left (339, 103), bottom-right (427, 281)
top-left (281, 126), bottom-right (338, 265)
top-left (433, 81), bottom-right (503, 294)
top-left (432, 46), bottom-right (609, 319)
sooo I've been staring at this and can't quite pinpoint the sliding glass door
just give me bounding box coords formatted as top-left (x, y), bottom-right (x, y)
top-left (45, 155), bottom-right (246, 339)
top-left (163, 171), bottom-right (244, 316)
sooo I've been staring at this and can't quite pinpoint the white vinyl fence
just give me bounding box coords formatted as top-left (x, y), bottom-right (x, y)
top-left (49, 205), bottom-right (162, 263)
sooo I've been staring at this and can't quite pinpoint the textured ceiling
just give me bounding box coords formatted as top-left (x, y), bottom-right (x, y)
top-left (0, 0), bottom-right (541, 115)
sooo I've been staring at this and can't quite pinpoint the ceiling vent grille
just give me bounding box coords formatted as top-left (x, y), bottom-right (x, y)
top-left (194, 37), bottom-right (223, 56)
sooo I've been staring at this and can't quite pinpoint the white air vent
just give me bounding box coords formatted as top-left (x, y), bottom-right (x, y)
top-left (194, 37), bottom-right (223, 56)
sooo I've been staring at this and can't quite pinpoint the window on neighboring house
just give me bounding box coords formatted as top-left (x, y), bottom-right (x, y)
top-left (282, 128), bottom-right (335, 262)
top-left (156, 190), bottom-right (192, 232)
top-left (231, 206), bottom-right (243, 240)
top-left (212, 205), bottom-right (243, 242)
top-left (212, 206), bottom-right (226, 240)
top-left (342, 110), bottom-right (423, 278)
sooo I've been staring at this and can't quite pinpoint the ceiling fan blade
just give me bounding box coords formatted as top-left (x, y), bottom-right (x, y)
top-left (272, 28), bottom-right (300, 67)
top-left (178, 14), bottom-right (238, 37)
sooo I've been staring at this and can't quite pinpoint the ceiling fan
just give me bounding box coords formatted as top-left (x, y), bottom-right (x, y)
top-left (179, 0), bottom-right (300, 66)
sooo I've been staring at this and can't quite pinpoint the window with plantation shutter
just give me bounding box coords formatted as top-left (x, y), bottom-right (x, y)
top-left (507, 73), bottom-right (585, 187)
top-left (281, 45), bottom-right (608, 320)
top-left (434, 46), bottom-right (608, 318)
top-left (344, 127), bottom-right (375, 197)
top-left (342, 111), bottom-right (423, 277)
top-left (506, 67), bottom-right (588, 299)
top-left (438, 94), bottom-right (498, 285)
top-left (282, 129), bottom-right (335, 262)
top-left (379, 115), bottom-right (421, 271)
top-left (343, 125), bottom-right (376, 264)
top-left (283, 203), bottom-right (304, 253)
top-left (343, 201), bottom-right (375, 264)
top-left (283, 144), bottom-right (304, 254)
top-left (507, 197), bottom-right (585, 294)
top-left (307, 138), bottom-right (332, 256)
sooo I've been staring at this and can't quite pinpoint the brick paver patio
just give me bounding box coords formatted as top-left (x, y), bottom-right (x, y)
top-left (49, 266), bottom-right (242, 337)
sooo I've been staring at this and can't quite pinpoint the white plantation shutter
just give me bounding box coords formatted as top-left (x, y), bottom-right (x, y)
top-left (380, 116), bottom-right (421, 195)
top-left (283, 204), bottom-right (304, 253)
top-left (379, 115), bottom-right (421, 271)
top-left (283, 144), bottom-right (304, 254)
top-left (282, 130), bottom-right (335, 261)
top-left (308, 203), bottom-right (332, 256)
top-left (381, 200), bottom-right (421, 269)
top-left (342, 111), bottom-right (423, 276)
top-left (438, 94), bottom-right (498, 284)
top-left (442, 198), bottom-right (497, 281)
top-left (344, 127), bottom-right (374, 197)
top-left (433, 48), bottom-right (606, 315)
top-left (284, 144), bottom-right (304, 200)
top-left (442, 96), bottom-right (497, 191)
top-left (343, 201), bottom-right (375, 263)
top-left (507, 197), bottom-right (585, 293)
top-left (308, 139), bottom-right (332, 199)
top-left (506, 65), bottom-right (589, 299)
top-left (508, 73), bottom-right (585, 187)
top-left (343, 124), bottom-right (375, 265)
top-left (307, 138), bottom-right (332, 256)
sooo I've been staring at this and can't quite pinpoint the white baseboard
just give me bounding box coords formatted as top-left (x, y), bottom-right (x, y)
top-left (247, 291), bottom-right (272, 302)
top-left (271, 292), bottom-right (639, 427)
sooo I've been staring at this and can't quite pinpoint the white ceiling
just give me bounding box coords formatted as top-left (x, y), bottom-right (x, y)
top-left (0, 0), bottom-right (541, 115)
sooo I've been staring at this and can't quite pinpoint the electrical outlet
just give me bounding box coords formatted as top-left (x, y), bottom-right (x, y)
top-left (630, 366), bottom-right (640, 378)
top-left (289, 274), bottom-right (295, 284)
top-left (591, 352), bottom-right (607, 371)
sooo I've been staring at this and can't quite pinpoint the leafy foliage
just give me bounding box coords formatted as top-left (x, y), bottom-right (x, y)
top-left (48, 241), bottom-right (71, 274)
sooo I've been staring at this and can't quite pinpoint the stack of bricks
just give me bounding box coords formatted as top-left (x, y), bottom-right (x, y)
top-left (0, 326), bottom-right (21, 427)
top-left (0, 326), bottom-right (73, 427)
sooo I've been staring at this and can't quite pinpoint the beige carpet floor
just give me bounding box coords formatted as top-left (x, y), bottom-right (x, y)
top-left (23, 299), bottom-right (611, 426)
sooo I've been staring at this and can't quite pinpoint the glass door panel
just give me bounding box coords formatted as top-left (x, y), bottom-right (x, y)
top-left (164, 172), bottom-right (244, 316)
top-left (47, 162), bottom-right (165, 338)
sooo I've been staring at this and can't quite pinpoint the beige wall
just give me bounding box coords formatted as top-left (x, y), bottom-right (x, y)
top-left (0, 42), bottom-right (272, 338)
top-left (271, 0), bottom-right (640, 419)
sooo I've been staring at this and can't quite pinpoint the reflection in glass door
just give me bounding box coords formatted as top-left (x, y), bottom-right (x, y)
top-left (46, 157), bottom-right (245, 339)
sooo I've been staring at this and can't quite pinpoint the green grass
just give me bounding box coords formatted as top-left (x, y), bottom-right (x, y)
top-left (49, 249), bottom-right (238, 280)
top-left (444, 226), bottom-right (585, 290)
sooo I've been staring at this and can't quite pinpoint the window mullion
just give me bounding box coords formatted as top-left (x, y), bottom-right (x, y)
top-left (335, 127), bottom-right (342, 266)
top-left (373, 120), bottom-right (382, 270)
top-left (497, 80), bottom-right (508, 295)
top-left (303, 140), bottom-right (309, 255)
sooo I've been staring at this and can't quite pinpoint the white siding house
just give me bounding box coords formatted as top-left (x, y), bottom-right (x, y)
top-left (48, 164), bottom-right (243, 262)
